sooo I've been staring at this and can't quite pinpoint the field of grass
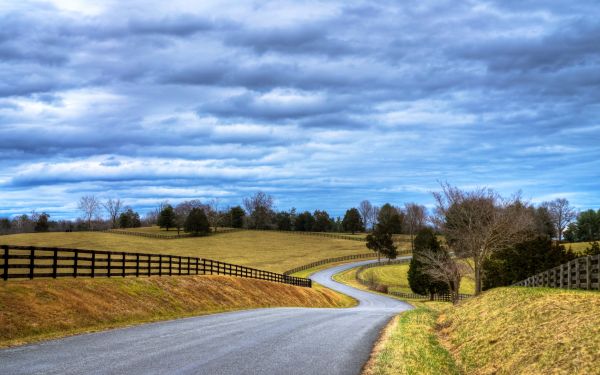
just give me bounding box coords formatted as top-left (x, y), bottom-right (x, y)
top-left (358, 262), bottom-right (476, 295)
top-left (0, 230), bottom-right (368, 273)
top-left (439, 287), bottom-right (600, 374)
top-left (563, 241), bottom-right (597, 255)
top-left (0, 274), bottom-right (354, 348)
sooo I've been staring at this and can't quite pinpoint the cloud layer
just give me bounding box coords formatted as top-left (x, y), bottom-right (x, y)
top-left (1, 0), bottom-right (599, 218)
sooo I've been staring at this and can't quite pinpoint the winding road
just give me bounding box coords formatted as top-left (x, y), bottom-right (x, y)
top-left (0, 259), bottom-right (413, 375)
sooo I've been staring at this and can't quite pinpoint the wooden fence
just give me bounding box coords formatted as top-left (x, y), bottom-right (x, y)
top-left (105, 227), bottom-right (241, 240)
top-left (512, 254), bottom-right (600, 290)
top-left (354, 258), bottom-right (471, 302)
top-left (0, 245), bottom-right (311, 287)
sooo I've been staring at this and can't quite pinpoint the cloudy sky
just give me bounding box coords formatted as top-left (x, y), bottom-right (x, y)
top-left (1, 0), bottom-right (599, 219)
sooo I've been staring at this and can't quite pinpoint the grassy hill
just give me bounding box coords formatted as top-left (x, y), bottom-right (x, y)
top-left (365, 287), bottom-right (600, 375)
top-left (0, 230), bottom-right (369, 273)
top-left (0, 275), bottom-right (354, 348)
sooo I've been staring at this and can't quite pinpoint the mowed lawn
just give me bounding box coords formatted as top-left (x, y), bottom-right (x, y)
top-left (358, 262), bottom-right (476, 295)
top-left (0, 230), bottom-right (368, 273)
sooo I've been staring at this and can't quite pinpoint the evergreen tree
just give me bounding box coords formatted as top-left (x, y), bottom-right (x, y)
top-left (227, 206), bottom-right (246, 228)
top-left (312, 210), bottom-right (332, 232)
top-left (377, 203), bottom-right (403, 234)
top-left (295, 211), bottom-right (315, 231)
top-left (407, 228), bottom-right (449, 299)
top-left (366, 225), bottom-right (397, 262)
top-left (184, 208), bottom-right (210, 236)
top-left (275, 211), bottom-right (293, 231)
top-left (34, 213), bottom-right (50, 232)
top-left (157, 204), bottom-right (176, 231)
top-left (342, 208), bottom-right (364, 234)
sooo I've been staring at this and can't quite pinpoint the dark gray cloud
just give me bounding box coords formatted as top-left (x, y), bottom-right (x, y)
top-left (1, 0), bottom-right (599, 218)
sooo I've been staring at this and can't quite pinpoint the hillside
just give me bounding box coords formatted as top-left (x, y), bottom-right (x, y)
top-left (0, 230), bottom-right (369, 273)
top-left (0, 275), bottom-right (354, 348)
top-left (366, 287), bottom-right (600, 375)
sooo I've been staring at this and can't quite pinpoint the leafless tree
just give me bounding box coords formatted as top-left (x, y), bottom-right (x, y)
top-left (78, 195), bottom-right (101, 230)
top-left (541, 198), bottom-right (577, 241)
top-left (207, 198), bottom-right (225, 232)
top-left (103, 198), bottom-right (123, 229)
top-left (243, 192), bottom-right (274, 229)
top-left (358, 200), bottom-right (374, 231)
top-left (416, 248), bottom-right (469, 304)
top-left (404, 202), bottom-right (427, 251)
top-left (433, 183), bottom-right (535, 294)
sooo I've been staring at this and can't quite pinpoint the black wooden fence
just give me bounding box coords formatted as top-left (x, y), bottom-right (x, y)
top-left (0, 245), bottom-right (311, 287)
top-left (512, 254), bottom-right (600, 290)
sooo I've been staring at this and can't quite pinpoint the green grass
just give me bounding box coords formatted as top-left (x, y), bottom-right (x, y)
top-left (563, 241), bottom-right (597, 255)
top-left (0, 230), bottom-right (368, 273)
top-left (358, 262), bottom-right (476, 295)
top-left (364, 307), bottom-right (460, 375)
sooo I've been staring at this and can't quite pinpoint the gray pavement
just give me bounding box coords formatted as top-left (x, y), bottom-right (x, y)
top-left (0, 259), bottom-right (413, 375)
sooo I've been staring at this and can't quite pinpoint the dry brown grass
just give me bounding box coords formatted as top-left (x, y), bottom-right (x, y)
top-left (0, 275), bottom-right (353, 348)
top-left (438, 287), bottom-right (600, 375)
top-left (0, 230), bottom-right (368, 273)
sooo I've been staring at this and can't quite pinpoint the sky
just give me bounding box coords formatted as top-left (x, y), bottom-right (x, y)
top-left (1, 0), bottom-right (599, 219)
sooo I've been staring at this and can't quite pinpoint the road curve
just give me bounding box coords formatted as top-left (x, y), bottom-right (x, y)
top-left (0, 259), bottom-right (413, 375)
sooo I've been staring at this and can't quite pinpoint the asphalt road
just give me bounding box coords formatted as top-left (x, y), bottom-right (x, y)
top-left (0, 259), bottom-right (413, 375)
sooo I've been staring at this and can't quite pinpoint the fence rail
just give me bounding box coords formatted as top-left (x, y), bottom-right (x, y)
top-left (354, 258), bottom-right (471, 302)
top-left (0, 245), bottom-right (311, 287)
top-left (283, 250), bottom-right (413, 275)
top-left (105, 227), bottom-right (241, 240)
top-left (512, 254), bottom-right (600, 290)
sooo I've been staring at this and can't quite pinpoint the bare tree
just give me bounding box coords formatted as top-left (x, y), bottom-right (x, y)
top-left (103, 198), bottom-right (123, 229)
top-left (243, 192), bottom-right (274, 229)
top-left (416, 248), bottom-right (468, 304)
top-left (542, 198), bottom-right (577, 241)
top-left (404, 202), bottom-right (427, 252)
top-left (358, 200), bottom-right (374, 231)
top-left (207, 198), bottom-right (224, 232)
top-left (433, 183), bottom-right (535, 294)
top-left (78, 195), bottom-right (101, 230)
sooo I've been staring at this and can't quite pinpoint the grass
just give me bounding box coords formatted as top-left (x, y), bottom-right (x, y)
top-left (563, 241), bottom-right (597, 255)
top-left (359, 262), bottom-right (476, 295)
top-left (439, 287), bottom-right (600, 375)
top-left (0, 274), bottom-right (354, 348)
top-left (363, 306), bottom-right (460, 375)
top-left (0, 230), bottom-right (369, 273)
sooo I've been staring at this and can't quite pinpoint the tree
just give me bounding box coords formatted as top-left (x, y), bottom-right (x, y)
top-left (0, 218), bottom-right (10, 233)
top-left (295, 211), bottom-right (315, 231)
top-left (184, 208), bottom-right (210, 236)
top-left (34, 212), bottom-right (50, 232)
top-left (157, 204), bottom-right (176, 231)
top-left (78, 195), bottom-right (100, 230)
top-left (433, 183), bottom-right (534, 295)
top-left (415, 248), bottom-right (467, 304)
top-left (482, 237), bottom-right (576, 289)
top-left (542, 198), bottom-right (577, 241)
top-left (575, 209), bottom-right (600, 241)
top-left (585, 241), bottom-right (600, 256)
top-left (377, 203), bottom-right (403, 234)
top-left (366, 225), bottom-right (397, 262)
top-left (102, 198), bottom-right (123, 229)
top-left (404, 203), bottom-right (427, 252)
top-left (342, 208), bottom-right (364, 234)
top-left (407, 228), bottom-right (449, 300)
top-left (358, 200), bottom-right (375, 231)
top-left (275, 211), bottom-right (293, 231)
top-left (228, 206), bottom-right (246, 228)
top-left (312, 210), bottom-right (332, 232)
top-left (119, 208), bottom-right (141, 228)
top-left (207, 199), bottom-right (225, 232)
top-left (243, 192), bottom-right (274, 229)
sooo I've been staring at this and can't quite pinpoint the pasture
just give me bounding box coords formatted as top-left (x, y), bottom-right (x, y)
top-left (0, 230), bottom-right (369, 273)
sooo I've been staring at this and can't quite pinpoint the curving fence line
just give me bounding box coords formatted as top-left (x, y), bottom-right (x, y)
top-left (512, 254), bottom-right (600, 290)
top-left (283, 250), bottom-right (412, 275)
top-left (0, 244), bottom-right (311, 288)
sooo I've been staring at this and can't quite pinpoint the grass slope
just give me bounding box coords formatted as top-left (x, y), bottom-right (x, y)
top-left (359, 262), bottom-right (475, 295)
top-left (439, 287), bottom-right (600, 375)
top-left (1, 230), bottom-right (368, 273)
top-left (0, 275), bottom-right (353, 348)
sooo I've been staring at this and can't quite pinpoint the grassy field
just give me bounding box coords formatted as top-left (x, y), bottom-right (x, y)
top-left (0, 274), bottom-right (354, 348)
top-left (563, 241), bottom-right (597, 254)
top-left (358, 262), bottom-right (476, 295)
top-left (0, 230), bottom-right (369, 273)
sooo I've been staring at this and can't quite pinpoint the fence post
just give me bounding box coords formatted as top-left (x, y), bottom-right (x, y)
top-left (147, 255), bottom-right (151, 277)
top-left (3, 245), bottom-right (9, 281)
top-left (586, 256), bottom-right (591, 290)
top-left (136, 254), bottom-right (140, 277)
top-left (575, 259), bottom-right (580, 289)
top-left (560, 264), bottom-right (563, 288)
top-left (159, 255), bottom-right (162, 277)
top-left (52, 248), bottom-right (58, 278)
top-left (196, 258), bottom-right (199, 275)
top-left (73, 250), bottom-right (78, 278)
top-left (178, 256), bottom-right (182, 275)
top-left (169, 256), bottom-right (172, 276)
top-left (568, 261), bottom-right (572, 289)
top-left (107, 252), bottom-right (112, 278)
top-left (29, 247), bottom-right (35, 279)
top-left (187, 257), bottom-right (191, 275)
top-left (122, 253), bottom-right (126, 277)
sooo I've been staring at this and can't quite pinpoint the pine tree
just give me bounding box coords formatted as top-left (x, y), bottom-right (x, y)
top-left (184, 208), bottom-right (210, 236)
top-left (407, 228), bottom-right (449, 299)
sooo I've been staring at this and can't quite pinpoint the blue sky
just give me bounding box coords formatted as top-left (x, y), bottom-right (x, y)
top-left (1, 0), bottom-right (599, 219)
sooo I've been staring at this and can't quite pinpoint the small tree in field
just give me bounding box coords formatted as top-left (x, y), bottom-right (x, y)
top-left (408, 228), bottom-right (449, 300)
top-left (366, 225), bottom-right (397, 262)
top-left (184, 208), bottom-right (210, 236)
top-left (78, 195), bottom-right (100, 230)
top-left (416, 248), bottom-right (467, 304)
top-left (34, 212), bottom-right (50, 232)
top-left (343, 208), bottom-right (364, 234)
top-left (228, 206), bottom-right (246, 228)
top-left (158, 204), bottom-right (176, 231)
